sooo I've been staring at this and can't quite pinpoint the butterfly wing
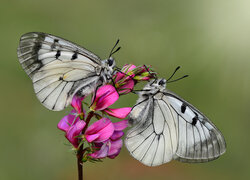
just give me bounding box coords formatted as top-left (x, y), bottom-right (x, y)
top-left (163, 90), bottom-right (226, 162)
top-left (125, 93), bottom-right (178, 166)
top-left (17, 32), bottom-right (102, 111)
top-left (126, 90), bottom-right (226, 166)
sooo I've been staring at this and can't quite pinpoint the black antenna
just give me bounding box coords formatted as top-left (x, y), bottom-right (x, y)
top-left (166, 66), bottom-right (180, 82)
top-left (109, 39), bottom-right (121, 57)
top-left (167, 75), bottom-right (189, 83)
top-left (110, 46), bottom-right (121, 56)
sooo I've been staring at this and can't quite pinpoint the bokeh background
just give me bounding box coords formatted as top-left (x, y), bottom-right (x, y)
top-left (1, 0), bottom-right (250, 179)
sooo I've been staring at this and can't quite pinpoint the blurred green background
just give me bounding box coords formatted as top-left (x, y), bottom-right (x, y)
top-left (1, 0), bottom-right (250, 179)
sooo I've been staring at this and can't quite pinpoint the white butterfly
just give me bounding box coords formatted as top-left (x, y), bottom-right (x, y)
top-left (17, 32), bottom-right (118, 111)
top-left (125, 78), bottom-right (226, 166)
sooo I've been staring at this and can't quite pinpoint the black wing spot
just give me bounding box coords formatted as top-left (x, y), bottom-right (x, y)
top-left (71, 52), bottom-right (78, 60)
top-left (33, 43), bottom-right (41, 52)
top-left (192, 116), bottom-right (198, 126)
top-left (59, 77), bottom-right (63, 81)
top-left (54, 39), bottom-right (59, 43)
top-left (55, 50), bottom-right (61, 59)
top-left (181, 103), bottom-right (187, 113)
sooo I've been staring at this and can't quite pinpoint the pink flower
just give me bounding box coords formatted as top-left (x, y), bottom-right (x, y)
top-left (85, 118), bottom-right (114, 143)
top-left (57, 110), bottom-right (86, 148)
top-left (88, 120), bottom-right (128, 159)
top-left (90, 85), bottom-right (131, 119)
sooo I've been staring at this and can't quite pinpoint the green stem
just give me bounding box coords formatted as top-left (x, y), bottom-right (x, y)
top-left (77, 111), bottom-right (94, 180)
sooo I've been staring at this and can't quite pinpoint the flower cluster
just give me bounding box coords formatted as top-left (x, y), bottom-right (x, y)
top-left (113, 64), bottom-right (155, 95)
top-left (58, 64), bottom-right (155, 162)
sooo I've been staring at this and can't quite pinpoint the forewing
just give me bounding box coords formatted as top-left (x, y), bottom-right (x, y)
top-left (17, 32), bottom-right (102, 111)
top-left (125, 94), bottom-right (178, 166)
top-left (163, 90), bottom-right (226, 162)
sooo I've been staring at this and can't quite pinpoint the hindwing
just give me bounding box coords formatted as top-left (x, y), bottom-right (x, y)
top-left (163, 90), bottom-right (226, 162)
top-left (126, 90), bottom-right (226, 166)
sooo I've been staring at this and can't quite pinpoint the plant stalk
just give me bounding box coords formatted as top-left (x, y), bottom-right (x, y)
top-left (77, 111), bottom-right (94, 180)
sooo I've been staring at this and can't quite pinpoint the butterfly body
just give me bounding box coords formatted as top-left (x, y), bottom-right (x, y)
top-left (126, 78), bottom-right (226, 166)
top-left (18, 32), bottom-right (116, 111)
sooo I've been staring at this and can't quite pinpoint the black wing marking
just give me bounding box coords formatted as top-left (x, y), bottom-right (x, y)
top-left (17, 32), bottom-right (103, 111)
top-left (17, 32), bottom-right (101, 78)
top-left (163, 90), bottom-right (226, 162)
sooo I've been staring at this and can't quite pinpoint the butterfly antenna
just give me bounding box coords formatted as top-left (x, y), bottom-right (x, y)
top-left (166, 66), bottom-right (180, 82)
top-left (167, 75), bottom-right (189, 83)
top-left (109, 39), bottom-right (121, 58)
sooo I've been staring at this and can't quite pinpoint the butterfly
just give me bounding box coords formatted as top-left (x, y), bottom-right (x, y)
top-left (125, 77), bottom-right (226, 166)
top-left (17, 32), bottom-right (120, 111)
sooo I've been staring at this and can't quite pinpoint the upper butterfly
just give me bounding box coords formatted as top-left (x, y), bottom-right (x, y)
top-left (17, 32), bottom-right (117, 111)
top-left (125, 78), bottom-right (226, 166)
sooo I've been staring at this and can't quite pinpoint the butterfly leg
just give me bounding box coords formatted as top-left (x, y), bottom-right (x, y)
top-left (110, 77), bottom-right (120, 96)
top-left (143, 64), bottom-right (157, 79)
top-left (131, 89), bottom-right (151, 94)
top-left (89, 83), bottom-right (103, 108)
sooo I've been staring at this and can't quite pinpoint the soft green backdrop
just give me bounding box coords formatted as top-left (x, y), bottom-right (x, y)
top-left (0, 0), bottom-right (249, 179)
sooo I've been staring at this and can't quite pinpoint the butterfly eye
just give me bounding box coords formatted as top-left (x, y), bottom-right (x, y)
top-left (158, 79), bottom-right (166, 86)
top-left (107, 58), bottom-right (114, 66)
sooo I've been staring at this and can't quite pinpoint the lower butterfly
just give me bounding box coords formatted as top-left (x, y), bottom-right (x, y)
top-left (17, 32), bottom-right (119, 111)
top-left (125, 78), bottom-right (226, 166)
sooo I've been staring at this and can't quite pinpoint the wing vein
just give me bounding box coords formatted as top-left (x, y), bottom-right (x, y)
top-left (156, 100), bottom-right (173, 153)
top-left (42, 81), bottom-right (63, 103)
top-left (131, 132), bottom-right (154, 153)
top-left (52, 82), bottom-right (67, 110)
top-left (141, 135), bottom-right (156, 162)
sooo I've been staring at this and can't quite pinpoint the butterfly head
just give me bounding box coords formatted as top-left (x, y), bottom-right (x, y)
top-left (104, 57), bottom-right (116, 69)
top-left (143, 78), bottom-right (167, 93)
top-left (101, 57), bottom-right (116, 78)
top-left (152, 78), bottom-right (167, 89)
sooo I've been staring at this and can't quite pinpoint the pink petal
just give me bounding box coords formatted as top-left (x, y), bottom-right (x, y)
top-left (127, 64), bottom-right (137, 71)
top-left (85, 118), bottom-right (114, 142)
top-left (104, 107), bottom-right (131, 119)
top-left (122, 64), bottom-right (137, 72)
top-left (94, 85), bottom-right (119, 111)
top-left (110, 131), bottom-right (124, 141)
top-left (113, 120), bottom-right (129, 131)
top-left (94, 123), bottom-right (114, 142)
top-left (85, 118), bottom-right (112, 134)
top-left (89, 143), bottom-right (109, 159)
top-left (66, 120), bottom-right (86, 148)
top-left (71, 96), bottom-right (84, 114)
top-left (118, 80), bottom-right (135, 94)
top-left (113, 72), bottom-right (124, 83)
top-left (108, 139), bottom-right (123, 158)
top-left (57, 110), bottom-right (79, 132)
top-left (114, 64), bottom-right (136, 82)
top-left (85, 134), bottom-right (100, 142)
